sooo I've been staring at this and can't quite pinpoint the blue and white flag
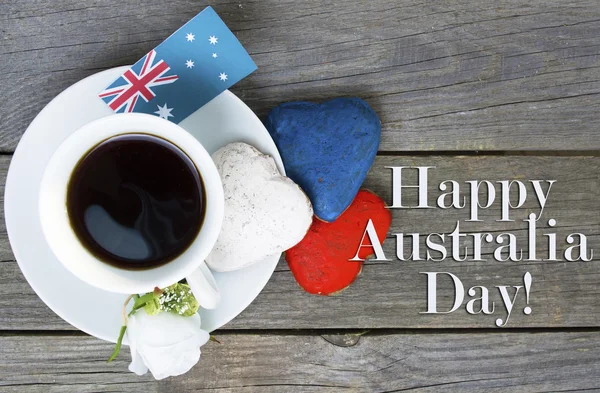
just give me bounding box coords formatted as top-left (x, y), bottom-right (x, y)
top-left (99, 6), bottom-right (256, 123)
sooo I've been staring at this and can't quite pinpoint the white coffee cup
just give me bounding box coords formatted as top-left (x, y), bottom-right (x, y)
top-left (38, 113), bottom-right (223, 309)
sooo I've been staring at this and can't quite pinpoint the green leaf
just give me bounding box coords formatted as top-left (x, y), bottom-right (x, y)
top-left (143, 295), bottom-right (161, 316)
top-left (159, 283), bottom-right (199, 317)
top-left (107, 325), bottom-right (127, 363)
top-left (128, 292), bottom-right (155, 316)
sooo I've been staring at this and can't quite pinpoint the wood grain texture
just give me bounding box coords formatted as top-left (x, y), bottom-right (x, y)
top-left (3, 1), bottom-right (600, 390)
top-left (2, 331), bottom-right (600, 392)
top-left (2, 155), bottom-right (599, 330)
top-left (2, 0), bottom-right (600, 152)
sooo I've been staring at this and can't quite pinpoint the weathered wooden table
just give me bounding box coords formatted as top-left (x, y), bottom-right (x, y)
top-left (2, 1), bottom-right (600, 391)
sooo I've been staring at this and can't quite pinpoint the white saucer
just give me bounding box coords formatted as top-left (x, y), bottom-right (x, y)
top-left (4, 66), bottom-right (283, 343)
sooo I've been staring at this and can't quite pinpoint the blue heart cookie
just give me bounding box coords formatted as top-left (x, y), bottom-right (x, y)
top-left (265, 98), bottom-right (380, 222)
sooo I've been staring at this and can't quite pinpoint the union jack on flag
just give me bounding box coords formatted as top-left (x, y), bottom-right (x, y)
top-left (99, 50), bottom-right (179, 113)
top-left (98, 7), bottom-right (256, 124)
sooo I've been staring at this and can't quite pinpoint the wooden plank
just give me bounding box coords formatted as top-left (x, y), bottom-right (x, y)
top-left (2, 155), bottom-right (600, 330)
top-left (1, 331), bottom-right (600, 392)
top-left (224, 155), bottom-right (600, 329)
top-left (0, 156), bottom-right (10, 262)
top-left (2, 0), bottom-right (600, 152)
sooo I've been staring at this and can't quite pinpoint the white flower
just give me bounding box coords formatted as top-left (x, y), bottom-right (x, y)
top-left (126, 309), bottom-right (209, 380)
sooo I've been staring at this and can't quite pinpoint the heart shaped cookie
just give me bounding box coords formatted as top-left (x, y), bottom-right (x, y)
top-left (206, 142), bottom-right (313, 272)
top-left (265, 98), bottom-right (380, 222)
top-left (286, 189), bottom-right (391, 295)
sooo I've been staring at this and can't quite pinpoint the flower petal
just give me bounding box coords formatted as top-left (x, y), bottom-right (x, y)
top-left (142, 333), bottom-right (204, 379)
top-left (125, 309), bottom-right (208, 380)
top-left (126, 314), bottom-right (148, 376)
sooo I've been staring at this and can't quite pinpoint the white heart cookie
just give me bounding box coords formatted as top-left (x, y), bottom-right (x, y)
top-left (206, 142), bottom-right (313, 272)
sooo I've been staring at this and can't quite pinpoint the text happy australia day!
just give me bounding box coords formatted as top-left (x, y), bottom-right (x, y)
top-left (351, 166), bottom-right (593, 327)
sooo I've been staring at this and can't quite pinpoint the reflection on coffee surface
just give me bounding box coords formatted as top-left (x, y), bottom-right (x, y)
top-left (67, 134), bottom-right (205, 269)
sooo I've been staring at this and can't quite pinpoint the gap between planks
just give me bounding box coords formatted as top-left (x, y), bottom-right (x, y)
top-left (3, 326), bottom-right (600, 337)
top-left (1, 150), bottom-right (600, 156)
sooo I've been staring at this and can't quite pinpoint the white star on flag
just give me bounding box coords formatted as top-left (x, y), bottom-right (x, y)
top-left (212, 53), bottom-right (218, 58)
top-left (185, 59), bottom-right (195, 68)
top-left (219, 73), bottom-right (228, 81)
top-left (154, 103), bottom-right (174, 119)
top-left (209, 35), bottom-right (218, 45)
top-left (186, 33), bottom-right (195, 42)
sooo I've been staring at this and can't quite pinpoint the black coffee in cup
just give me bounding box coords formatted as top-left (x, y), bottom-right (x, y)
top-left (66, 133), bottom-right (206, 269)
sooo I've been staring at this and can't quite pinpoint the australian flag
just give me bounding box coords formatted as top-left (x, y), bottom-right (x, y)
top-left (99, 6), bottom-right (257, 124)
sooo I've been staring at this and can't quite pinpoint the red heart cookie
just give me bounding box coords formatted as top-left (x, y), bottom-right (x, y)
top-left (286, 189), bottom-right (392, 295)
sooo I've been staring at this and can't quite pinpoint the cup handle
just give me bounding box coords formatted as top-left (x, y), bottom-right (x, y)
top-left (186, 261), bottom-right (220, 310)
